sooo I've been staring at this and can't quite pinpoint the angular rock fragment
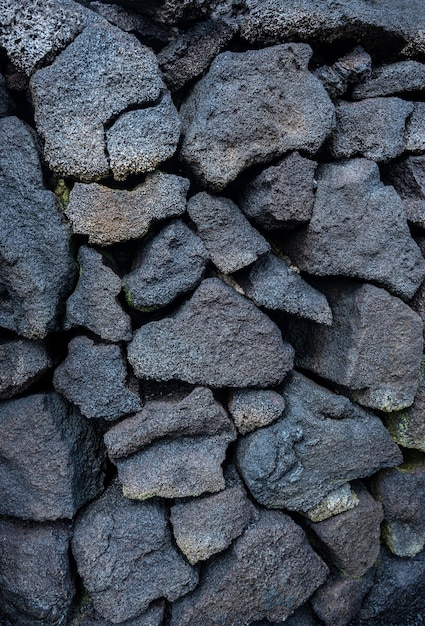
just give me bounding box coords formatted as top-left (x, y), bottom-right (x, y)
top-left (0, 116), bottom-right (75, 339)
top-left (108, 0), bottom-right (211, 25)
top-left (54, 336), bottom-right (141, 420)
top-left (0, 518), bottom-right (74, 625)
top-left (314, 46), bottom-right (371, 98)
top-left (0, 338), bottom-right (52, 399)
top-left (287, 280), bottom-right (423, 411)
top-left (303, 483), bottom-right (359, 523)
top-left (66, 171), bottom-right (189, 246)
top-left (89, 1), bottom-right (171, 45)
top-left (65, 246), bottom-right (132, 342)
top-left (0, 392), bottom-right (105, 520)
top-left (228, 388), bottom-right (286, 434)
top-left (171, 510), bottom-right (329, 625)
top-left (237, 372), bottom-right (402, 513)
top-left (388, 155), bottom-right (425, 229)
top-left (239, 151), bottom-right (317, 230)
top-left (122, 220), bottom-right (208, 311)
top-left (329, 98), bottom-right (412, 162)
top-left (72, 482), bottom-right (198, 623)
top-left (128, 278), bottom-right (293, 387)
top-left (69, 599), bottom-right (165, 626)
top-left (180, 44), bottom-right (334, 190)
top-left (311, 571), bottom-right (374, 626)
top-left (405, 102), bottom-right (425, 153)
top-left (187, 192), bottom-right (269, 274)
top-left (352, 60), bottom-right (425, 99)
top-left (285, 159), bottom-right (425, 300)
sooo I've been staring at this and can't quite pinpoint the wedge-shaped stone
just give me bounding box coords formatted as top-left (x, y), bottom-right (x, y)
top-left (0, 338), bottom-right (52, 399)
top-left (228, 388), bottom-right (286, 434)
top-left (352, 60), bottom-right (425, 99)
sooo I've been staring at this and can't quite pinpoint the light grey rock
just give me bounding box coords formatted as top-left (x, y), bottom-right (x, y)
top-left (0, 338), bottom-right (52, 399)
top-left (285, 159), bottom-right (425, 300)
top-left (54, 336), bottom-right (141, 421)
top-left (237, 372), bottom-right (402, 513)
top-left (66, 171), bottom-right (189, 246)
top-left (228, 388), bottom-right (286, 434)
top-left (180, 43), bottom-right (334, 190)
top-left (72, 482), bottom-right (198, 623)
top-left (187, 192), bottom-right (270, 274)
top-left (128, 278), bottom-right (293, 387)
top-left (312, 571), bottom-right (374, 626)
top-left (406, 102), bottom-right (425, 154)
top-left (330, 98), bottom-right (412, 162)
top-left (352, 61), bottom-right (425, 99)
top-left (287, 280), bottom-right (424, 412)
top-left (303, 484), bottom-right (359, 523)
top-left (315, 46), bottom-right (372, 98)
top-left (388, 156), bottom-right (425, 229)
top-left (239, 151), bottom-right (317, 230)
top-left (65, 246), bottom-right (132, 342)
top-left (122, 220), bottom-right (208, 311)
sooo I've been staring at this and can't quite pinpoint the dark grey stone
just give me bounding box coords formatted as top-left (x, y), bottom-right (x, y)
top-left (65, 246), bottom-right (132, 342)
top-left (0, 116), bottom-right (75, 339)
top-left (314, 46), bottom-right (372, 99)
top-left (311, 571), bottom-right (374, 626)
top-left (0, 74), bottom-right (14, 117)
top-left (187, 192), bottom-right (270, 274)
top-left (89, 1), bottom-right (171, 44)
top-left (237, 372), bottom-right (402, 513)
top-left (286, 280), bottom-right (424, 412)
top-left (54, 336), bottom-right (141, 421)
top-left (0, 518), bottom-right (74, 626)
top-left (406, 102), bottom-right (425, 154)
top-left (127, 277), bottom-right (294, 387)
top-left (240, 252), bottom-right (332, 324)
top-left (0, 338), bottom-right (52, 399)
top-left (171, 509), bottom-right (329, 625)
top-left (180, 43), bottom-right (334, 190)
top-left (0, 392), bottom-right (105, 520)
top-left (228, 388), bottom-right (286, 434)
top-left (104, 0), bottom-right (212, 25)
top-left (329, 98), bottom-right (412, 162)
top-left (388, 156), bottom-right (425, 229)
top-left (352, 61), bottom-right (425, 99)
top-left (69, 600), bottom-right (165, 626)
top-left (66, 171), bottom-right (189, 246)
top-left (239, 151), bottom-right (317, 230)
top-left (72, 482), bottom-right (198, 623)
top-left (122, 220), bottom-right (208, 311)
top-left (285, 159), bottom-right (425, 300)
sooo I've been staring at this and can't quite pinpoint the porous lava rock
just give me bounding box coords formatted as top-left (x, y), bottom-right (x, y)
top-left (228, 388), bottom-right (286, 434)
top-left (352, 60), bottom-right (425, 99)
top-left (388, 155), bottom-right (425, 229)
top-left (405, 102), bottom-right (425, 153)
top-left (311, 571), bottom-right (374, 626)
top-left (0, 338), bottom-right (52, 399)
top-left (314, 46), bottom-right (372, 99)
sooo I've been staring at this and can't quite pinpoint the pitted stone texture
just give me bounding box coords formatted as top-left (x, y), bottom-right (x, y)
top-left (0, 116), bottom-right (75, 339)
top-left (352, 61), bottom-right (425, 99)
top-left (30, 23), bottom-right (165, 181)
top-left (65, 246), bottom-right (132, 342)
top-left (0, 392), bottom-right (105, 520)
top-left (187, 192), bottom-right (270, 274)
top-left (311, 571), bottom-right (374, 626)
top-left (171, 509), bottom-right (328, 626)
top-left (0, 519), bottom-right (74, 626)
top-left (330, 98), bottom-right (412, 162)
top-left (314, 46), bottom-right (372, 99)
top-left (106, 0), bottom-right (212, 25)
top-left (89, 1), bottom-right (171, 45)
top-left (228, 388), bottom-right (286, 434)
top-left (388, 156), bottom-right (425, 229)
top-left (287, 280), bottom-right (423, 412)
top-left (304, 484), bottom-right (359, 523)
top-left (180, 43), bottom-right (334, 190)
top-left (122, 220), bottom-right (208, 311)
top-left (128, 278), bottom-right (293, 387)
top-left (72, 482), bottom-right (198, 624)
top-left (54, 336), bottom-right (141, 421)
top-left (406, 102), bottom-right (425, 154)
top-left (0, 338), bottom-right (52, 399)
top-left (239, 152), bottom-right (317, 230)
top-left (66, 172), bottom-right (189, 246)
top-left (69, 600), bottom-right (165, 626)
top-left (237, 372), bottom-right (402, 513)
top-left (285, 159), bottom-right (425, 300)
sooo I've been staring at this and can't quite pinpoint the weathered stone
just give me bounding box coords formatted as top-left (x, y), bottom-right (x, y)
top-left (352, 61), bottom-right (425, 99)
top-left (187, 192), bottom-right (269, 274)
top-left (315, 46), bottom-right (372, 98)
top-left (72, 482), bottom-right (198, 623)
top-left (171, 509), bottom-right (329, 625)
top-left (89, 1), bottom-right (171, 45)
top-left (285, 159), bottom-right (425, 300)
top-left (240, 252), bottom-right (332, 324)
top-left (0, 518), bottom-right (74, 625)
top-left (180, 44), bottom-right (334, 190)
top-left (69, 600), bottom-right (165, 626)
top-left (0, 116), bottom-right (75, 339)
top-left (0, 392), bottom-right (105, 520)
top-left (237, 372), bottom-right (402, 513)
top-left (239, 151), bottom-right (317, 230)
top-left (228, 388), bottom-right (286, 434)
top-left (329, 98), bottom-right (412, 162)
top-left (128, 278), bottom-right (293, 387)
top-left (122, 220), bottom-right (208, 311)
top-left (405, 102), bottom-right (425, 154)
top-left (311, 571), bottom-right (374, 626)
top-left (0, 74), bottom-right (14, 117)
top-left (106, 0), bottom-right (212, 25)
top-left (287, 280), bottom-right (423, 411)
top-left (0, 338), bottom-right (52, 399)
top-left (54, 336), bottom-right (141, 421)
top-left (303, 484), bottom-right (359, 523)
top-left (388, 156), bottom-right (425, 229)
top-left (66, 171), bottom-right (189, 246)
top-left (65, 246), bottom-right (132, 342)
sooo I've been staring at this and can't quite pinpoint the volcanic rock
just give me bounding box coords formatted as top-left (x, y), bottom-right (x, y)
top-left (405, 102), bottom-right (425, 154)
top-left (352, 61), bottom-right (425, 99)
top-left (311, 571), bottom-right (374, 626)
top-left (388, 155), bottom-right (425, 229)
top-left (228, 388), bottom-right (286, 434)
top-left (0, 338), bottom-right (52, 399)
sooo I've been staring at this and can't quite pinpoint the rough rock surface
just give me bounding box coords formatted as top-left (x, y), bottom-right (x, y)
top-left (66, 171), bottom-right (189, 246)
top-left (0, 74), bottom-right (15, 117)
top-left (237, 372), bottom-right (402, 513)
top-left (69, 600), bottom-right (165, 626)
top-left (122, 220), bottom-right (208, 311)
top-left (228, 388), bottom-right (286, 434)
top-left (171, 509), bottom-right (329, 625)
top-left (88, 1), bottom-right (171, 44)
top-left (54, 336), bottom-right (141, 420)
top-left (239, 152), bottom-right (317, 230)
top-left (405, 102), bottom-right (425, 153)
top-left (187, 192), bottom-right (270, 274)
top-left (314, 46), bottom-right (371, 99)
top-left (0, 338), bottom-right (52, 399)
top-left (0, 392), bottom-right (105, 520)
top-left (65, 246), bottom-right (132, 342)
top-left (285, 159), bottom-right (425, 300)
top-left (287, 280), bottom-right (424, 412)
top-left (385, 361), bottom-right (425, 451)
top-left (388, 156), bottom-right (425, 229)
top-left (311, 571), bottom-right (374, 626)
top-left (180, 43), bottom-right (334, 190)
top-left (303, 483), bottom-right (359, 523)
top-left (0, 116), bottom-right (75, 339)
top-left (352, 61), bottom-right (425, 99)
top-left (128, 278), bottom-right (293, 387)
top-left (72, 482), bottom-right (198, 623)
